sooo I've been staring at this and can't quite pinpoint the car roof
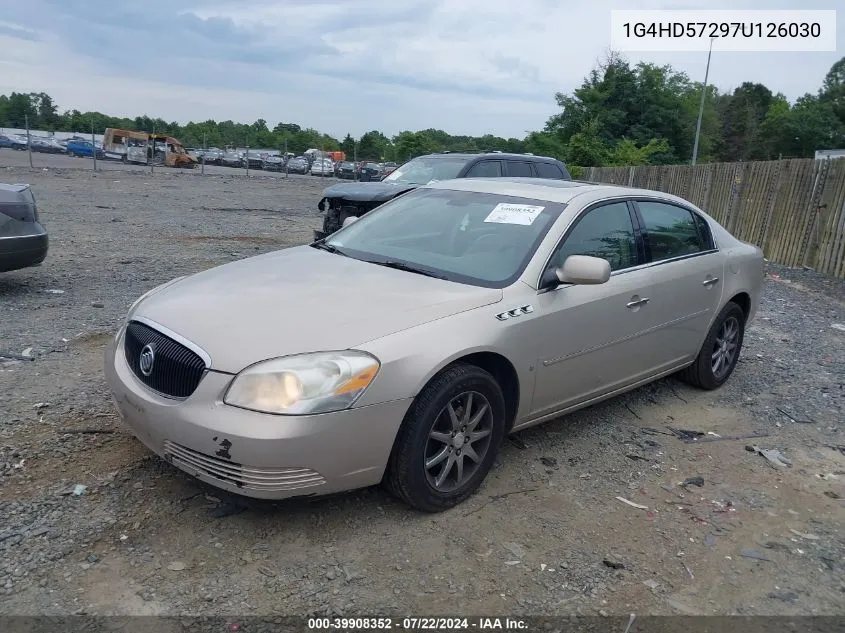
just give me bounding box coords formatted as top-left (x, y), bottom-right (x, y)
top-left (423, 177), bottom-right (687, 206)
top-left (417, 152), bottom-right (562, 162)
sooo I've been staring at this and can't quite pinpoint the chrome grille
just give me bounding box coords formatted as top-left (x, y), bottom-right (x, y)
top-left (124, 321), bottom-right (206, 399)
top-left (162, 441), bottom-right (326, 492)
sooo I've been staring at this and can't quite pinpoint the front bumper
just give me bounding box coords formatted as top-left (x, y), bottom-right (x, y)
top-left (105, 331), bottom-right (412, 500)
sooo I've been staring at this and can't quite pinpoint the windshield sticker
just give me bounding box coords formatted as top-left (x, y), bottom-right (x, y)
top-left (484, 203), bottom-right (545, 226)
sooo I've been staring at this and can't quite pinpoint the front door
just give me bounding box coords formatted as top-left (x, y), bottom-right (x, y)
top-left (528, 200), bottom-right (658, 417)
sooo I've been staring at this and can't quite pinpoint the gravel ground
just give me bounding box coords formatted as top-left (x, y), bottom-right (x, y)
top-left (0, 159), bottom-right (843, 618)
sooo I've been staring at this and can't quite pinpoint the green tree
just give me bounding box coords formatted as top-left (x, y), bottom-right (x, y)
top-left (339, 133), bottom-right (356, 157)
top-left (820, 56), bottom-right (845, 125)
top-left (717, 82), bottom-right (775, 161)
top-left (358, 130), bottom-right (391, 159)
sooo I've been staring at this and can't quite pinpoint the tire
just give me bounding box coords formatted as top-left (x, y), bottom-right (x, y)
top-left (384, 363), bottom-right (506, 512)
top-left (679, 301), bottom-right (745, 390)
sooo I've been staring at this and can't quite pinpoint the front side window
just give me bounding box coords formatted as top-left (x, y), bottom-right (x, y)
top-left (324, 188), bottom-right (566, 288)
top-left (465, 161), bottom-right (502, 177)
top-left (383, 157), bottom-right (470, 184)
top-left (547, 201), bottom-right (638, 273)
top-left (637, 201), bottom-right (706, 262)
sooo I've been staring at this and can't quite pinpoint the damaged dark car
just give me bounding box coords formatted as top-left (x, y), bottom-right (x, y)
top-left (314, 152), bottom-right (572, 240)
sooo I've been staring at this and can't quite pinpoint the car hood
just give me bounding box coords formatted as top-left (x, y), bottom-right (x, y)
top-left (320, 181), bottom-right (418, 203)
top-left (133, 245), bottom-right (502, 373)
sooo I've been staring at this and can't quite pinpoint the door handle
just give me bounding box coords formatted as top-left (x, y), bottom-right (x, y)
top-left (702, 277), bottom-right (720, 287)
top-left (627, 297), bottom-right (650, 308)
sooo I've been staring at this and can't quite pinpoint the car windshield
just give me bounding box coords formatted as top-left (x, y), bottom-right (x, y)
top-left (383, 156), bottom-right (470, 185)
top-left (324, 188), bottom-right (565, 288)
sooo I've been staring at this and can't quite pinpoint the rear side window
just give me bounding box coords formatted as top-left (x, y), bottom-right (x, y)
top-left (465, 160), bottom-right (502, 177)
top-left (637, 201), bottom-right (707, 262)
top-left (693, 213), bottom-right (715, 250)
top-left (535, 162), bottom-right (565, 179)
top-left (505, 161), bottom-right (534, 177)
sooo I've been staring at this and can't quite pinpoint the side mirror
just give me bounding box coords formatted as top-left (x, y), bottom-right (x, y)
top-left (342, 216), bottom-right (359, 228)
top-left (557, 255), bottom-right (611, 285)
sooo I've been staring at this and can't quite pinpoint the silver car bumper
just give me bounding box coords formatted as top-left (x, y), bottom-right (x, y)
top-left (104, 332), bottom-right (411, 500)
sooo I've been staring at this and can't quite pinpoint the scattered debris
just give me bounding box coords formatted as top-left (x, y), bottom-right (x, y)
top-left (539, 457), bottom-right (558, 469)
top-left (695, 432), bottom-right (770, 443)
top-left (72, 484), bottom-right (87, 496)
top-left (682, 476), bottom-right (705, 488)
top-left (44, 289), bottom-right (65, 294)
top-left (167, 561), bottom-right (186, 571)
top-left (258, 566), bottom-right (276, 578)
top-left (740, 549), bottom-right (771, 562)
top-left (746, 445), bottom-right (792, 469)
top-left (768, 590), bottom-right (798, 602)
top-left (508, 436), bottom-right (528, 450)
top-left (681, 560), bottom-right (694, 580)
top-left (503, 560), bottom-right (520, 566)
top-left (33, 402), bottom-right (50, 409)
top-left (789, 529), bottom-right (820, 541)
top-left (59, 427), bottom-right (116, 434)
top-left (667, 427), bottom-right (705, 442)
top-left (823, 444), bottom-right (845, 456)
top-left (462, 487), bottom-right (540, 517)
top-left (640, 427), bottom-right (674, 437)
top-left (776, 407), bottom-right (814, 424)
top-left (21, 347), bottom-right (33, 357)
top-left (616, 496), bottom-right (648, 510)
top-left (602, 559), bottom-right (625, 570)
top-left (503, 542), bottom-right (526, 559)
top-left (623, 614), bottom-right (636, 633)
top-left (91, 302), bottom-right (105, 308)
top-left (831, 323), bottom-right (845, 332)
top-left (626, 454), bottom-right (650, 462)
top-left (823, 491), bottom-right (842, 499)
top-left (642, 579), bottom-right (661, 590)
top-left (0, 351), bottom-right (35, 362)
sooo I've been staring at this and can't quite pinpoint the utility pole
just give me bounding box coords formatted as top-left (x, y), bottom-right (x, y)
top-left (91, 119), bottom-right (97, 171)
top-left (691, 37), bottom-right (714, 166)
top-left (25, 114), bottom-right (33, 168)
top-left (150, 123), bottom-right (155, 174)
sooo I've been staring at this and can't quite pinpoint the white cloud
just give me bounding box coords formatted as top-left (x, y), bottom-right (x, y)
top-left (0, 0), bottom-right (842, 139)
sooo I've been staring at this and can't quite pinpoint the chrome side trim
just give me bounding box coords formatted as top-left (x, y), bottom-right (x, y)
top-left (496, 304), bottom-right (534, 320)
top-left (130, 315), bottom-right (213, 367)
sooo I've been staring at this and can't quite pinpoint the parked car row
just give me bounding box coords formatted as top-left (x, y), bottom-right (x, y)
top-left (0, 133), bottom-right (111, 159)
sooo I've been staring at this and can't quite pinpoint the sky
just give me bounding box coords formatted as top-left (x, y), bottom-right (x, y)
top-left (0, 0), bottom-right (842, 140)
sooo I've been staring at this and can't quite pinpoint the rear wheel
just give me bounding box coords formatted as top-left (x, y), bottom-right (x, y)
top-left (679, 301), bottom-right (745, 390)
top-left (384, 363), bottom-right (506, 512)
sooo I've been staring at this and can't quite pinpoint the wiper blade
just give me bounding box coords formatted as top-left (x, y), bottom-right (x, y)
top-left (311, 241), bottom-right (348, 257)
top-left (370, 260), bottom-right (446, 279)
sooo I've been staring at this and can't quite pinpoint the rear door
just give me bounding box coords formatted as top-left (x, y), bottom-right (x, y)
top-left (503, 160), bottom-right (534, 177)
top-left (534, 161), bottom-right (568, 180)
top-left (631, 199), bottom-right (725, 369)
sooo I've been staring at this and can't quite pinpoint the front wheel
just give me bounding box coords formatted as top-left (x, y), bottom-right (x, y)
top-left (384, 363), bottom-right (506, 512)
top-left (679, 301), bottom-right (746, 390)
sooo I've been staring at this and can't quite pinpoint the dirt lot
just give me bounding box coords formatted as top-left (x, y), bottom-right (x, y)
top-left (0, 159), bottom-right (844, 619)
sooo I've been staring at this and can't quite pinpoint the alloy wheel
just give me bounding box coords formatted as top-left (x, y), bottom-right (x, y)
top-left (711, 315), bottom-right (739, 380)
top-left (424, 391), bottom-right (494, 493)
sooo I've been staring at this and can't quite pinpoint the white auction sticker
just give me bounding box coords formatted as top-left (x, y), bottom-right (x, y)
top-left (484, 203), bottom-right (545, 226)
top-left (610, 10), bottom-right (836, 52)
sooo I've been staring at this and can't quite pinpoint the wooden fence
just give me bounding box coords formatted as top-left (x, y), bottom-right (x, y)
top-left (582, 158), bottom-right (845, 279)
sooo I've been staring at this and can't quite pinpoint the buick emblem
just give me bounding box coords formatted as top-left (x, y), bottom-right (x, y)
top-left (139, 344), bottom-right (155, 377)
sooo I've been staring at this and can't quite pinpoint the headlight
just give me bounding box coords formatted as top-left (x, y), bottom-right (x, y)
top-left (224, 351), bottom-right (380, 416)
